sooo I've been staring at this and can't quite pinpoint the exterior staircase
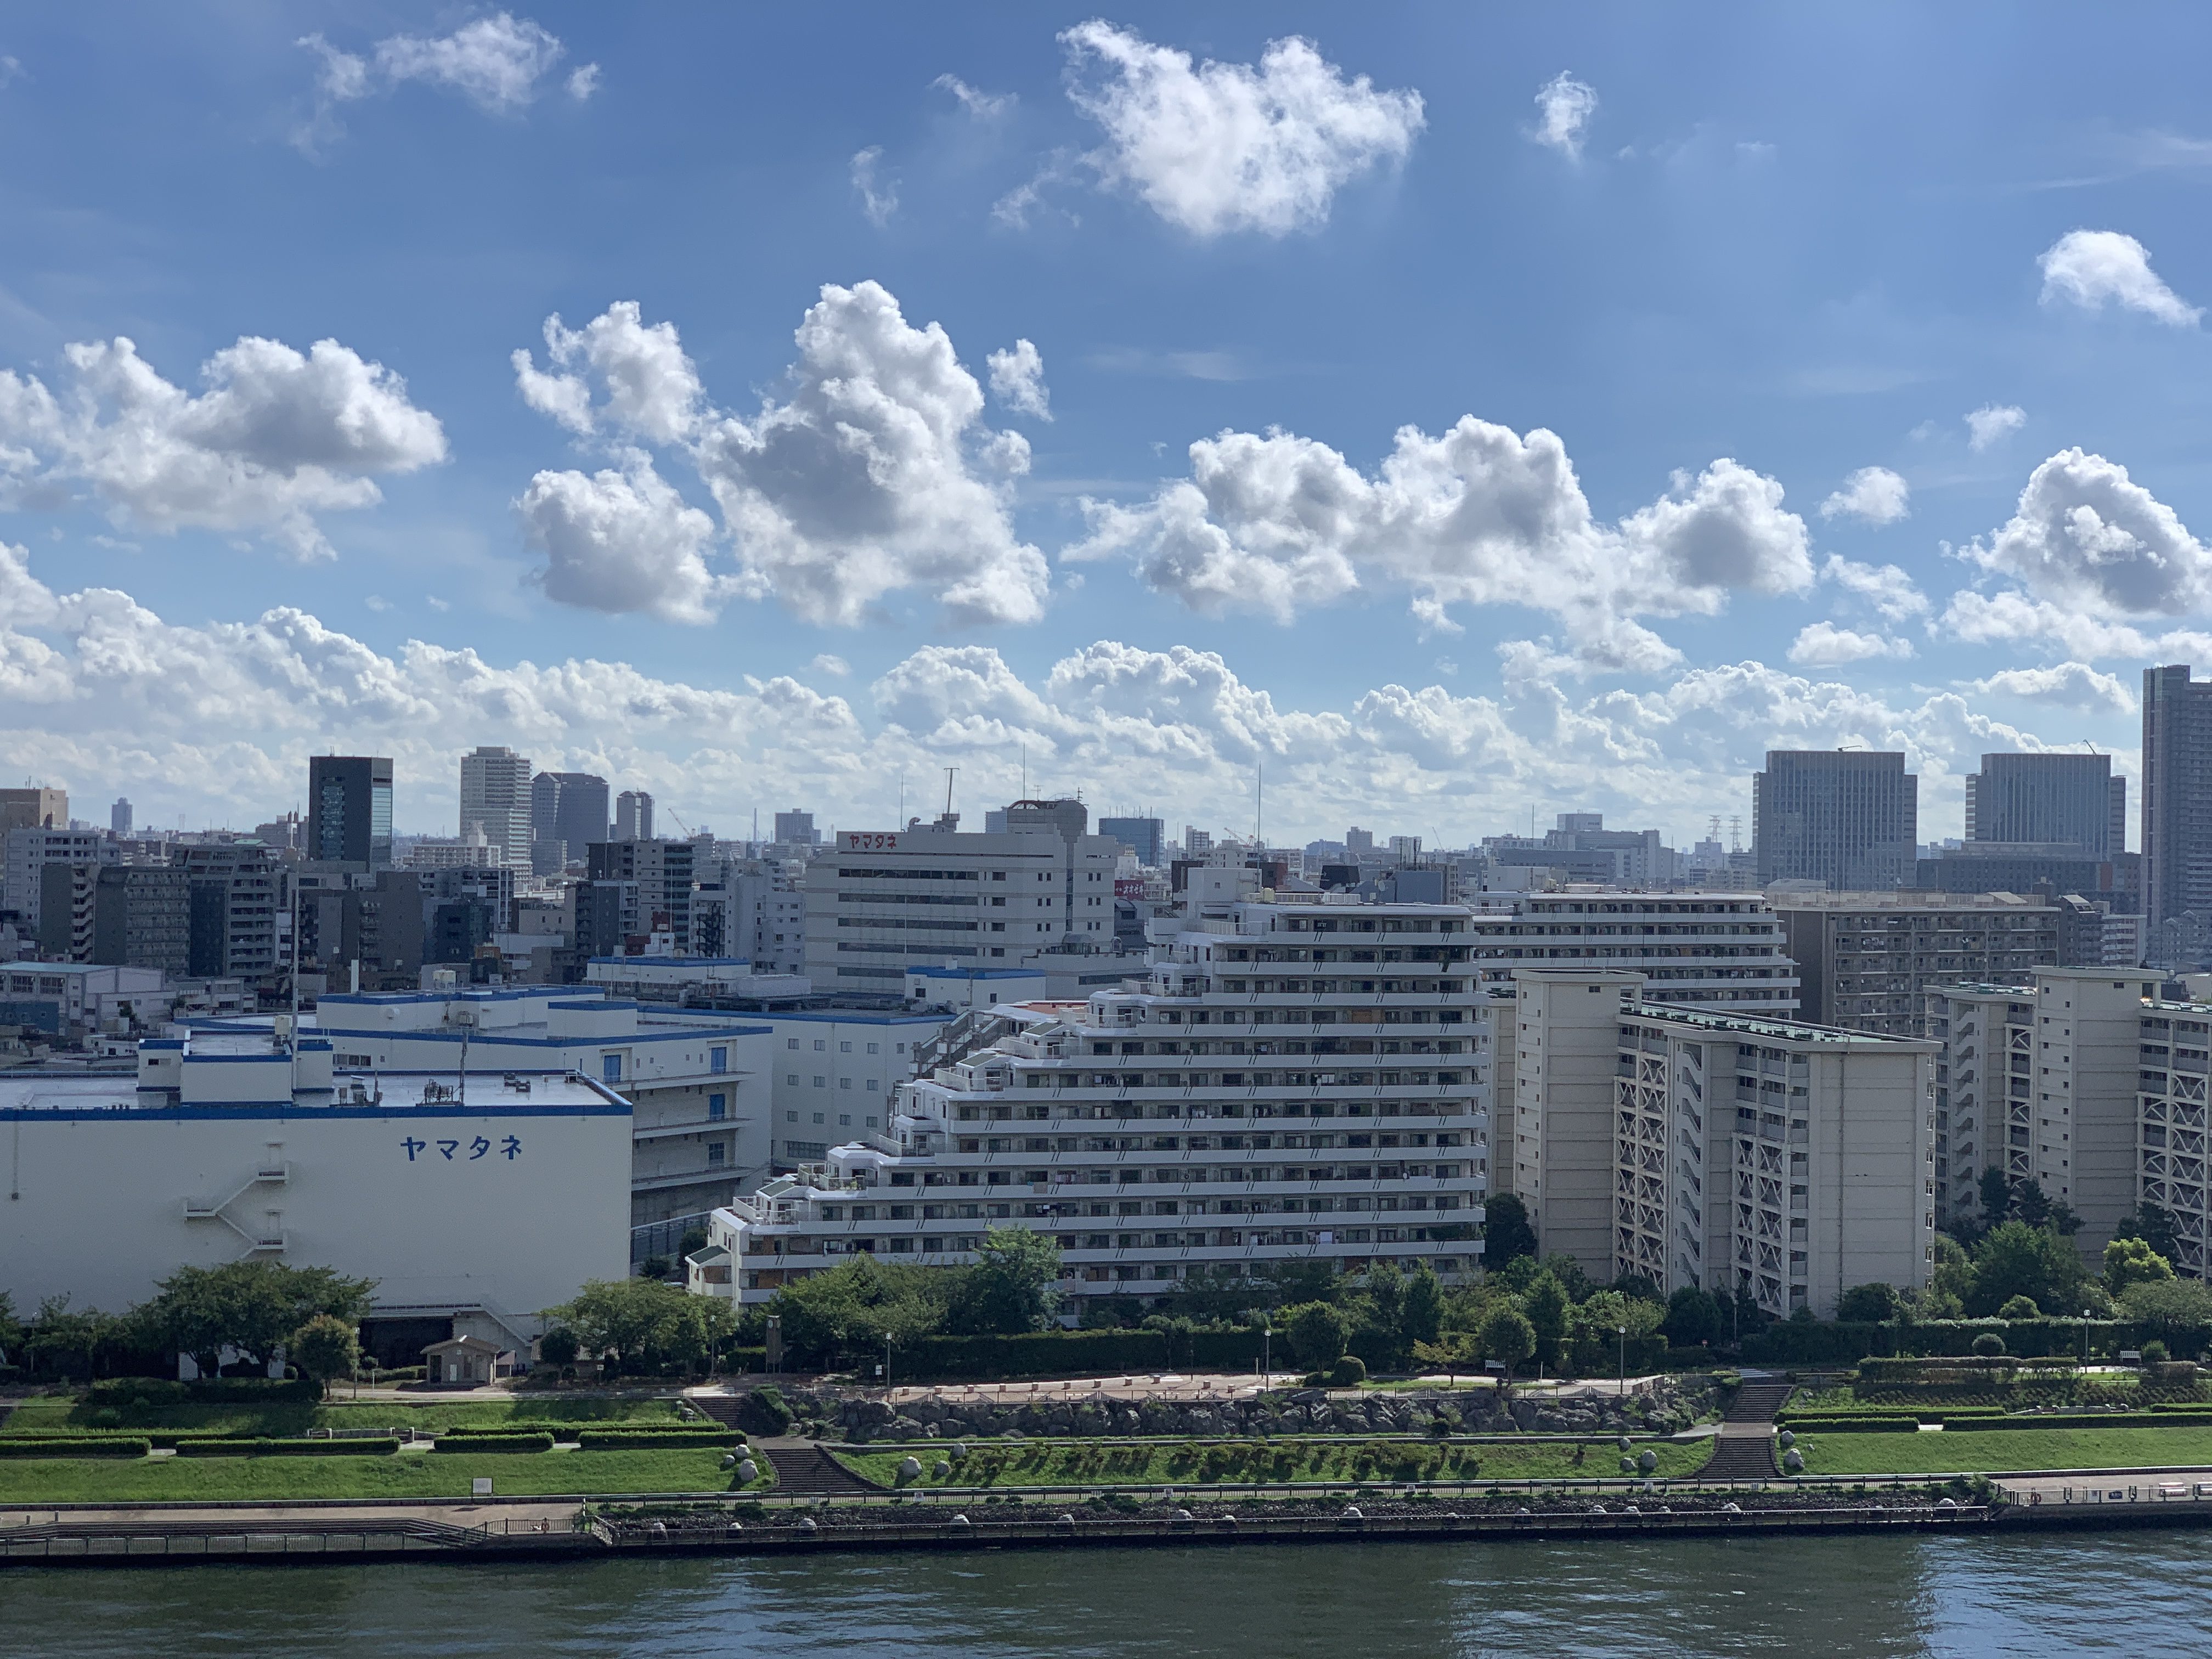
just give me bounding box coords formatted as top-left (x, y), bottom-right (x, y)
top-left (1700, 1379), bottom-right (1792, 1481)
top-left (685, 1397), bottom-right (885, 1497)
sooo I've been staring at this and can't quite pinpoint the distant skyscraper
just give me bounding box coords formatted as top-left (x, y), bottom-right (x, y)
top-left (1345, 827), bottom-right (1374, 855)
top-left (1753, 751), bottom-right (1918, 891)
top-left (2143, 664), bottom-right (2212, 926)
top-left (1098, 815), bottom-right (1164, 865)
top-left (110, 797), bottom-right (133, 836)
top-left (1963, 753), bottom-right (2124, 857)
top-left (308, 757), bottom-right (393, 867)
top-left (616, 789), bottom-right (654, 842)
top-left (772, 809), bottom-right (817, 845)
top-left (531, 770), bottom-right (610, 872)
top-left (459, 747), bottom-right (533, 867)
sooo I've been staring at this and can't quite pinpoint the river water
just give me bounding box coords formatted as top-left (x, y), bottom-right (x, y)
top-left (2, 1532), bottom-right (2203, 1656)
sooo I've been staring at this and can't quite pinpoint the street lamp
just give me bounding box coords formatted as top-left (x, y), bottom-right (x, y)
top-left (1261, 1321), bottom-right (1272, 1387)
top-left (1617, 1325), bottom-right (1628, 1399)
top-left (2081, 1308), bottom-right (2092, 1367)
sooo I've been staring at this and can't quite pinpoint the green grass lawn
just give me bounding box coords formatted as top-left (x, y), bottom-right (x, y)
top-left (1797, 1425), bottom-right (2212, 1475)
top-left (837, 1437), bottom-right (1713, 1489)
top-left (0, 1447), bottom-right (768, 1504)
top-left (2, 1395), bottom-right (687, 1438)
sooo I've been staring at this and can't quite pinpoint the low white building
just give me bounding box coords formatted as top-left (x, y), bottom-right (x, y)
top-left (0, 1033), bottom-right (630, 1354)
top-left (698, 897), bottom-right (1490, 1313)
top-left (0, 961), bottom-right (168, 1038)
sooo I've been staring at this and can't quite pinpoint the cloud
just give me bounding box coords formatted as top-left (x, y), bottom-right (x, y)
top-left (1528, 72), bottom-right (1597, 158)
top-left (513, 282), bottom-right (1049, 627)
top-left (1968, 662), bottom-right (2136, 716)
top-left (1965, 403), bottom-right (2026, 452)
top-left (1822, 555), bottom-right (1929, 623)
top-left (0, 546), bottom-right (2097, 845)
top-left (293, 13), bottom-right (589, 151)
top-left (1959, 447), bottom-right (2212, 618)
top-left (0, 332), bottom-right (445, 560)
top-left (1787, 622), bottom-right (1913, 666)
top-left (2038, 229), bottom-right (2201, 326)
top-left (1819, 465), bottom-right (1910, 524)
top-left (851, 146), bottom-right (899, 227)
top-left (515, 451), bottom-right (723, 623)
top-left (809, 653), bottom-right (851, 677)
top-left (934, 74), bottom-right (1013, 119)
top-left (1057, 22), bottom-right (1424, 237)
top-left (1071, 418), bottom-right (1810, 672)
top-left (986, 338), bottom-right (1051, 421)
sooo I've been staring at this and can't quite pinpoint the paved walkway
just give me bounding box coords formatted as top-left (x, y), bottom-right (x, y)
top-left (0, 1498), bottom-right (584, 1530)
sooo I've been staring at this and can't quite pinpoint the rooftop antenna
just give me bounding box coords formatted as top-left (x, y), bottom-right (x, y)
top-left (944, 766), bottom-right (957, 817)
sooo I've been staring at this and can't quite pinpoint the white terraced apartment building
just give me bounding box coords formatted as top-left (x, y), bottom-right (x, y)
top-left (694, 898), bottom-right (1491, 1311)
top-left (1466, 893), bottom-right (1800, 1015)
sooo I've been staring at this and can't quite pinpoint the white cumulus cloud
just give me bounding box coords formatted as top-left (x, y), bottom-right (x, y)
top-left (1968, 662), bottom-right (2136, 716)
top-left (1071, 419), bottom-right (1810, 672)
top-left (851, 146), bottom-right (899, 227)
top-left (1959, 447), bottom-right (2212, 618)
top-left (2038, 229), bottom-right (2201, 326)
top-left (1965, 404), bottom-right (2025, 452)
top-left (0, 333), bottom-right (445, 560)
top-left (294, 13), bottom-right (591, 152)
top-left (1819, 465), bottom-right (1910, 524)
top-left (986, 339), bottom-right (1052, 421)
top-left (1787, 622), bottom-right (1913, 666)
top-left (1822, 555), bottom-right (1930, 623)
top-left (1058, 21), bottom-right (1424, 237)
top-left (513, 282), bottom-right (1049, 627)
top-left (1528, 72), bottom-right (1597, 158)
top-left (515, 452), bottom-right (723, 624)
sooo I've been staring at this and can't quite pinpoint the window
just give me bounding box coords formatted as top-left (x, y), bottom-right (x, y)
top-left (814, 1039), bottom-right (826, 1051)
top-left (708, 1092), bottom-right (726, 1121)
top-left (785, 1110), bottom-right (798, 1122)
top-left (707, 1142), bottom-right (727, 1167)
top-left (896, 1043), bottom-right (907, 1054)
top-left (840, 1041), bottom-right (853, 1053)
top-left (867, 1042), bottom-right (879, 1054)
top-left (839, 1114), bottom-right (852, 1127)
top-left (601, 1054), bottom-right (623, 1084)
top-left (811, 1111), bottom-right (825, 1125)
top-left (840, 1077), bottom-right (853, 1090)
top-left (867, 1079), bottom-right (879, 1091)
top-left (813, 1076), bottom-right (826, 1088)
top-left (786, 1073), bottom-right (799, 1086)
top-left (709, 1046), bottom-right (728, 1074)
top-left (786, 1038), bottom-right (799, 1049)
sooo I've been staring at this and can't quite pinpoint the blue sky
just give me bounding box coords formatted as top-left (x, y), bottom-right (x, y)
top-left (5, 4), bottom-right (2212, 847)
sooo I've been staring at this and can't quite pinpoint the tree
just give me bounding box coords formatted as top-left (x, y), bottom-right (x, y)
top-left (1523, 1272), bottom-right (1571, 1370)
top-left (2116, 1203), bottom-right (2182, 1263)
top-left (1410, 1330), bottom-right (1475, 1384)
top-left (1977, 1167), bottom-right (2012, 1224)
top-left (24, 1297), bottom-right (121, 1381)
top-left (946, 1226), bottom-right (1062, 1335)
top-left (2121, 1276), bottom-right (2212, 1342)
top-left (1537, 1254), bottom-right (1595, 1304)
top-left (1401, 1264), bottom-right (1444, 1347)
top-left (1476, 1304), bottom-right (1536, 1377)
top-left (1282, 1300), bottom-right (1351, 1369)
top-left (289, 1314), bottom-right (360, 1392)
top-left (1662, 1286), bottom-right (1723, 1346)
top-left (0, 1291), bottom-right (20, 1366)
top-left (136, 1261), bottom-right (375, 1376)
top-left (1836, 1283), bottom-right (1901, 1323)
top-left (1996, 1294), bottom-right (2040, 1319)
top-left (1172, 1263), bottom-right (1260, 1323)
top-left (2012, 1180), bottom-right (2054, 1230)
top-left (2104, 1235), bottom-right (2175, 1297)
top-left (548, 1277), bottom-right (707, 1374)
top-left (1480, 1194), bottom-right (1537, 1268)
top-left (539, 1326), bottom-right (580, 1368)
top-left (1966, 1222), bottom-right (2087, 1318)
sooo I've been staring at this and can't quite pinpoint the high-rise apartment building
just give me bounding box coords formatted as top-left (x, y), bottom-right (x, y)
top-left (110, 798), bottom-right (133, 836)
top-left (37, 864), bottom-right (189, 975)
top-left (701, 898), bottom-right (1489, 1312)
top-left (1753, 750), bottom-right (1917, 890)
top-left (1097, 816), bottom-right (1165, 866)
top-left (4, 828), bottom-right (116, 929)
top-left (531, 771), bottom-right (611, 875)
top-left (1466, 893), bottom-right (1799, 1013)
top-left (2143, 664), bottom-right (2212, 928)
top-left (772, 810), bottom-right (817, 847)
top-left (177, 844), bottom-right (283, 981)
top-left (617, 790), bottom-right (656, 842)
top-left (307, 757), bottom-right (393, 867)
top-left (1965, 752), bottom-right (2125, 857)
top-left (1506, 968), bottom-right (1935, 1317)
top-left (0, 788), bottom-right (67, 836)
top-left (458, 747), bottom-right (532, 868)
top-left (588, 839), bottom-right (695, 952)
top-left (1771, 891), bottom-right (2061, 1036)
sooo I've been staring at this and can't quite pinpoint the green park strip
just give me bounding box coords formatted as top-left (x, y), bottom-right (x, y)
top-left (836, 1436), bottom-right (1714, 1490)
top-left (1, 1395), bottom-right (687, 1438)
top-left (0, 1448), bottom-right (766, 1504)
top-left (1796, 1425), bottom-right (2212, 1476)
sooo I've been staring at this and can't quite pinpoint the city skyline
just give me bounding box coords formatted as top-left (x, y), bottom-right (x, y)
top-left (3, 8), bottom-right (2211, 845)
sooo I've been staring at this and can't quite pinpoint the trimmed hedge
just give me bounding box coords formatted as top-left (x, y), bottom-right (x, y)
top-left (0, 1437), bottom-right (150, 1459)
top-left (174, 1437), bottom-right (400, 1457)
top-left (890, 1329), bottom-right (1174, 1379)
top-left (572, 1428), bottom-right (739, 1450)
top-left (86, 1376), bottom-right (320, 1407)
top-left (429, 1432), bottom-right (554, 1454)
top-left (1792, 1411), bottom-right (2212, 1434)
top-left (1744, 1318), bottom-right (2212, 1366)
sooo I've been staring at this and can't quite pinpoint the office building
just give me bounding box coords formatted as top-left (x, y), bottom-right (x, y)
top-left (1770, 891), bottom-right (2061, 1036)
top-left (38, 863), bottom-right (190, 975)
top-left (110, 798), bottom-right (133, 836)
top-left (0, 1034), bottom-right (629, 1360)
top-left (587, 838), bottom-right (696, 953)
top-left (1465, 893), bottom-right (1799, 1013)
top-left (1098, 815), bottom-right (1165, 867)
top-left (698, 898), bottom-right (1489, 1312)
top-left (1506, 968), bottom-right (1934, 1317)
top-left (1754, 750), bottom-right (1917, 890)
top-left (0, 787), bottom-right (67, 836)
top-left (1482, 815), bottom-right (1679, 886)
top-left (805, 807), bottom-right (1121, 988)
top-left (1926, 968), bottom-right (2157, 1250)
top-left (4, 828), bottom-right (117, 930)
top-left (308, 757), bottom-right (393, 868)
top-left (772, 810), bottom-right (817, 847)
top-left (2144, 665), bottom-right (2212, 929)
top-left (317, 984), bottom-right (774, 1224)
top-left (458, 747), bottom-right (532, 869)
top-left (1912, 844), bottom-right (2138, 912)
top-left (531, 771), bottom-right (610, 876)
top-left (1965, 753), bottom-right (2125, 858)
top-left (616, 790), bottom-right (655, 842)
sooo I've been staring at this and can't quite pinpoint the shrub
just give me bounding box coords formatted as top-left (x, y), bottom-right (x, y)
top-left (1996, 1296), bottom-right (2041, 1321)
top-left (2142, 1339), bottom-right (2171, 1364)
top-left (429, 1432), bottom-right (554, 1454)
top-left (174, 1438), bottom-right (399, 1457)
top-left (0, 1436), bottom-right (150, 1459)
top-left (573, 1429), bottom-right (739, 1450)
top-left (1329, 1355), bottom-right (1368, 1387)
top-left (1971, 1333), bottom-right (2006, 1357)
top-left (737, 1386), bottom-right (793, 1436)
